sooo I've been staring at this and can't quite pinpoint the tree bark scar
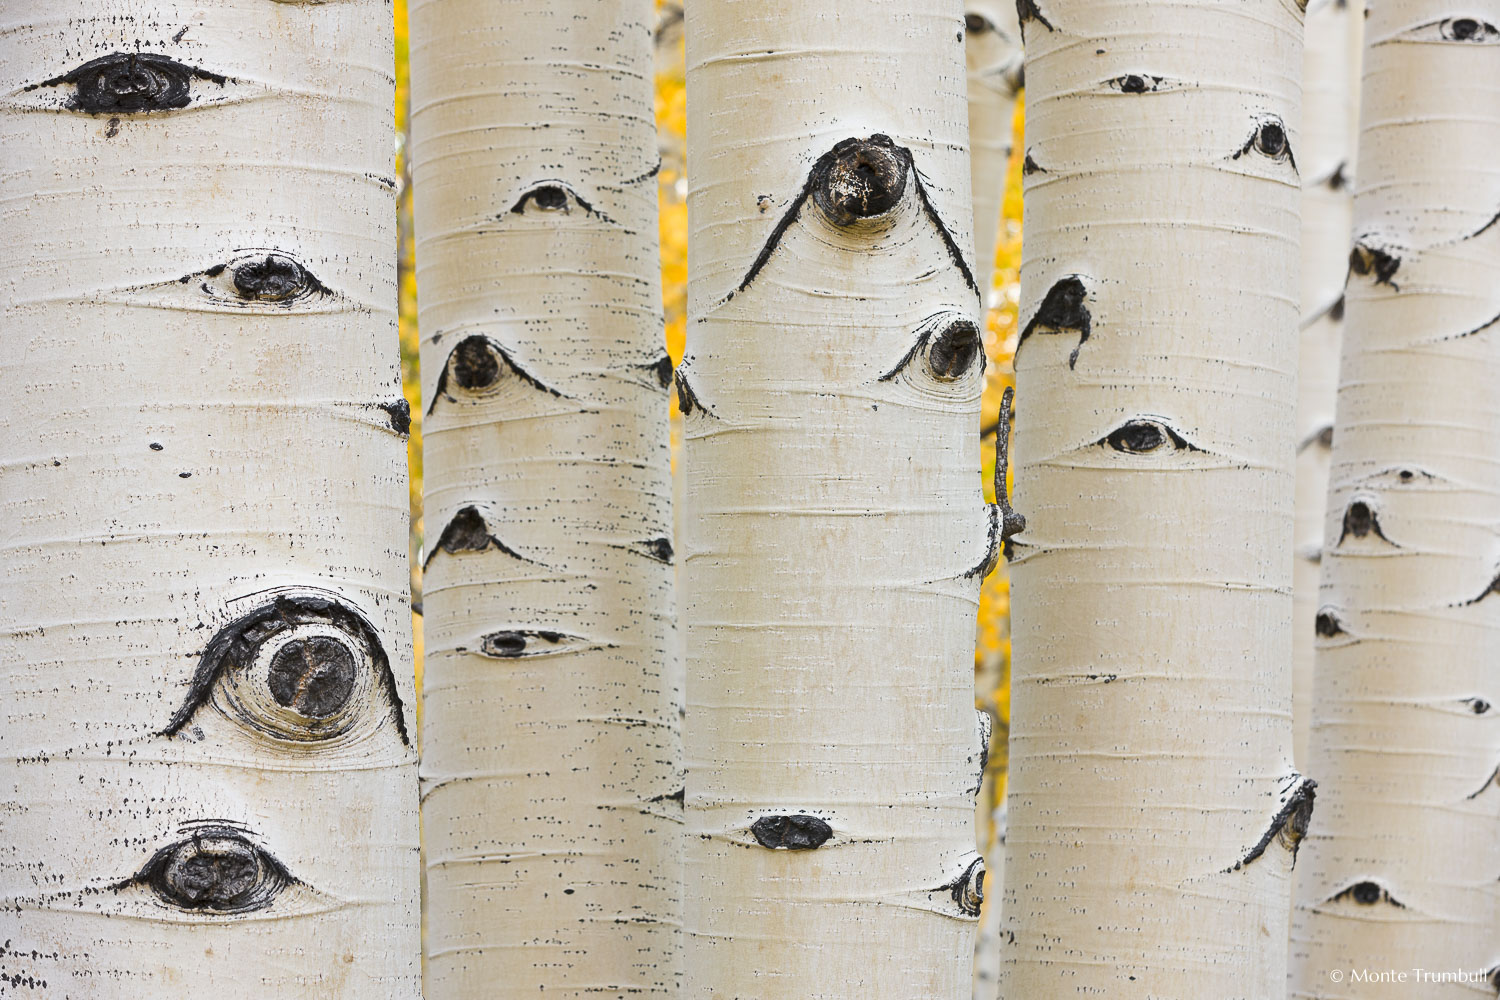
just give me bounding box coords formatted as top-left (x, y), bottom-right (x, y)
top-left (750, 814), bottom-right (833, 850)
top-left (732, 135), bottom-right (978, 298)
top-left (427, 334), bottom-right (565, 413)
top-left (1015, 0), bottom-right (1055, 37)
top-left (424, 506), bottom-right (532, 568)
top-left (649, 787), bottom-right (686, 805)
top-left (1348, 240), bottom-right (1401, 289)
top-left (29, 52), bottom-right (227, 114)
top-left (1322, 161), bottom-right (1348, 191)
top-left (648, 354), bottom-right (675, 390)
top-left (1296, 424), bottom-right (1334, 453)
top-left (1336, 499), bottom-right (1395, 546)
top-left (674, 369), bottom-right (716, 418)
top-left (1022, 151), bottom-right (1047, 176)
top-left (1231, 117), bottom-right (1298, 173)
top-left (117, 827), bottom-right (295, 913)
top-left (160, 592), bottom-right (410, 746)
top-left (1018, 276), bottom-right (1091, 368)
top-left (379, 398), bottom-right (412, 436)
top-left (507, 182), bottom-right (620, 225)
top-left (1301, 294), bottom-right (1344, 330)
top-left (1444, 308), bottom-right (1500, 342)
top-left (268, 636), bottom-right (355, 718)
top-left (1098, 418), bottom-right (1200, 454)
top-left (1314, 609), bottom-right (1345, 637)
top-left (478, 630), bottom-right (568, 659)
top-left (1467, 764), bottom-right (1500, 799)
top-left (1226, 776), bottom-right (1316, 872)
top-left (944, 855), bottom-right (986, 916)
top-left (1328, 880), bottom-right (1406, 908)
top-left (1459, 570), bottom-right (1500, 607)
top-left (232, 253), bottom-right (327, 302)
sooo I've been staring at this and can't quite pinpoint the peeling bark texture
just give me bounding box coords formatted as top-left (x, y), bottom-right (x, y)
top-left (1289, 0), bottom-right (1500, 993)
top-left (1293, 0), bottom-right (1363, 772)
top-left (408, 1), bottom-right (678, 996)
top-left (966, 0), bottom-right (1024, 303)
top-left (1001, 0), bottom-right (1304, 993)
top-left (0, 1), bottom-right (418, 995)
top-left (684, 3), bottom-right (984, 997)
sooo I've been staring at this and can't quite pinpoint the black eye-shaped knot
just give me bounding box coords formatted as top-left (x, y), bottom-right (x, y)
top-left (161, 591), bottom-right (409, 747)
top-left (1234, 118), bottom-right (1297, 171)
top-left (1330, 880), bottom-right (1404, 908)
top-left (230, 253), bottom-right (322, 302)
top-left (126, 828), bottom-right (293, 913)
top-left (507, 182), bottom-right (610, 220)
top-left (461, 629), bottom-right (608, 662)
top-left (1109, 74), bottom-right (1164, 93)
top-left (427, 334), bottom-right (564, 413)
top-left (1441, 16), bottom-right (1500, 40)
top-left (880, 317), bottom-right (986, 386)
top-left (1100, 418), bottom-right (1195, 454)
top-left (965, 13), bottom-right (993, 33)
top-left (38, 53), bottom-right (227, 114)
top-left (946, 856), bottom-right (986, 916)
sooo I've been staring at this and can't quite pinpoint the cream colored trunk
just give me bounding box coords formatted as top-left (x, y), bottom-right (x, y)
top-left (1290, 1), bottom-right (1500, 993)
top-left (1000, 0), bottom-right (1305, 993)
top-left (965, 0), bottom-right (1024, 301)
top-left (1293, 0), bottom-right (1362, 771)
top-left (0, 2), bottom-right (418, 996)
top-left (682, 2), bottom-right (989, 997)
top-left (408, 1), bottom-right (678, 996)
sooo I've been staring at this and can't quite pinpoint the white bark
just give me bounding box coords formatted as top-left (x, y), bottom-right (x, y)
top-left (408, 1), bottom-right (678, 996)
top-left (1293, 0), bottom-right (1362, 772)
top-left (965, 0), bottom-right (1024, 303)
top-left (682, 2), bottom-right (990, 997)
top-left (1000, 0), bottom-right (1305, 993)
top-left (1290, 2), bottom-right (1500, 994)
top-left (0, 2), bottom-right (418, 996)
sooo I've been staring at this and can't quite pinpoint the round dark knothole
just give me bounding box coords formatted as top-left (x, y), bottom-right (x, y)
top-left (1314, 611), bottom-right (1342, 637)
top-left (530, 185), bottom-right (568, 210)
top-left (1107, 421), bottom-right (1167, 454)
top-left (751, 814), bottom-right (832, 850)
top-left (267, 636), bottom-right (356, 719)
top-left (964, 13), bottom-right (989, 32)
top-left (813, 136), bottom-right (908, 226)
top-left (452, 336), bottom-right (502, 391)
top-left (143, 832), bottom-right (289, 912)
top-left (1471, 698), bottom-right (1491, 715)
top-left (1351, 881), bottom-right (1382, 905)
top-left (1345, 501), bottom-right (1373, 537)
top-left (71, 53), bottom-right (194, 114)
top-left (484, 632), bottom-right (529, 657)
top-left (1449, 17), bottom-right (1479, 37)
top-left (929, 322), bottom-right (981, 380)
top-left (1399, 470), bottom-right (1414, 481)
top-left (1255, 122), bottom-right (1287, 158)
top-left (1120, 74), bottom-right (1147, 93)
top-left (232, 254), bottom-right (311, 302)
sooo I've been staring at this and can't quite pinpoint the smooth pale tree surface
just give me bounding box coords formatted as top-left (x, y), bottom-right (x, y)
top-left (683, 2), bottom-right (989, 997)
top-left (1293, 0), bottom-right (1361, 772)
top-left (0, 1), bottom-right (418, 996)
top-left (965, 0), bottom-right (1024, 306)
top-left (1001, 0), bottom-right (1306, 994)
top-left (1290, 2), bottom-right (1500, 994)
top-left (409, 1), bottom-right (678, 995)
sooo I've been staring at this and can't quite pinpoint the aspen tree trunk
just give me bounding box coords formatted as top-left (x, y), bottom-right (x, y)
top-left (683, 3), bottom-right (997, 997)
top-left (965, 0), bottom-right (1024, 303)
top-left (1290, 4), bottom-right (1500, 994)
top-left (0, 2), bottom-right (418, 996)
top-left (1293, 0), bottom-right (1362, 770)
top-left (1000, 0), bottom-right (1307, 993)
top-left (408, 1), bottom-right (678, 996)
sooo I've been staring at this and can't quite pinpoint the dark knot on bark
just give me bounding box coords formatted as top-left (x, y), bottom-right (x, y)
top-left (812, 135), bottom-right (909, 226)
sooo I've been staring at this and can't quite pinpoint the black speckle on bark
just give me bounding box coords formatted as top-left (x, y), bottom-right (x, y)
top-left (751, 814), bottom-right (832, 850)
top-left (1015, 0), bottom-right (1055, 36)
top-left (104, 116), bottom-right (119, 138)
top-left (124, 827), bottom-right (293, 913)
top-left (34, 53), bottom-right (225, 114)
top-left (1227, 776), bottom-right (1316, 872)
top-left (1314, 610), bottom-right (1344, 637)
top-left (178, 472), bottom-right (192, 479)
top-left (1018, 276), bottom-right (1091, 368)
top-left (380, 398), bottom-right (411, 436)
top-left (1337, 500), bottom-right (1394, 545)
top-left (1348, 241), bottom-right (1401, 289)
top-left (267, 636), bottom-right (355, 718)
top-left (232, 254), bottom-right (325, 303)
top-left (150, 442), bottom-right (164, 451)
top-left (649, 787), bottom-right (686, 805)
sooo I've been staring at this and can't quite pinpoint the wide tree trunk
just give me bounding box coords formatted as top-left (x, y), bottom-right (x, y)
top-left (408, 1), bottom-right (678, 996)
top-left (1290, 2), bottom-right (1500, 994)
top-left (0, 2), bottom-right (418, 995)
top-left (1000, 0), bottom-right (1306, 994)
top-left (682, 2), bottom-right (992, 997)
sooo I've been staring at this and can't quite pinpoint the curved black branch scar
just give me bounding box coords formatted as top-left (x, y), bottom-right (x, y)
top-left (1327, 880), bottom-right (1405, 909)
top-left (1467, 764), bottom-right (1500, 799)
top-left (942, 856), bottom-right (986, 916)
top-left (29, 52), bottom-right (228, 114)
top-left (424, 506), bottom-right (533, 569)
top-left (969, 387), bottom-right (1027, 578)
top-left (1316, 161), bottom-right (1348, 191)
top-left (879, 316), bottom-right (985, 383)
top-left (1458, 569), bottom-right (1500, 608)
top-left (674, 368), bottom-right (717, 419)
top-left (1442, 308), bottom-right (1500, 342)
top-left (160, 592), bottom-right (409, 746)
top-left (1226, 775), bottom-right (1316, 873)
top-left (1348, 240), bottom-right (1401, 290)
top-left (612, 536), bottom-right (673, 564)
top-left (619, 157), bottom-right (663, 186)
top-left (1017, 276), bottom-right (1091, 369)
top-left (113, 826), bottom-right (296, 913)
top-left (426, 334), bottom-right (565, 414)
top-left (1015, 0), bottom-right (1055, 38)
top-left (730, 134), bottom-right (978, 301)
top-left (506, 181), bottom-right (619, 225)
top-left (645, 354), bottom-right (675, 390)
top-left (1336, 500), bottom-right (1396, 546)
top-left (1230, 117), bottom-right (1298, 174)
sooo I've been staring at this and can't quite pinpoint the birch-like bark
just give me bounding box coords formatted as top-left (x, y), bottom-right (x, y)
top-left (0, 2), bottom-right (418, 995)
top-left (1000, 0), bottom-right (1306, 993)
top-left (683, 3), bottom-right (992, 996)
top-left (1293, 0), bottom-right (1362, 770)
top-left (408, 1), bottom-right (678, 995)
top-left (965, 0), bottom-right (1024, 302)
top-left (1290, 3), bottom-right (1500, 993)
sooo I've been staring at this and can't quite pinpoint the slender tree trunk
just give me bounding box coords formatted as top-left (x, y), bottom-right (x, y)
top-left (0, 3), bottom-right (418, 995)
top-left (965, 0), bottom-right (1024, 304)
top-left (1293, 0), bottom-right (1362, 772)
top-left (682, 4), bottom-right (993, 997)
top-left (408, 1), bottom-right (678, 995)
top-left (1290, 4), bottom-right (1500, 994)
top-left (1000, 0), bottom-right (1306, 993)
